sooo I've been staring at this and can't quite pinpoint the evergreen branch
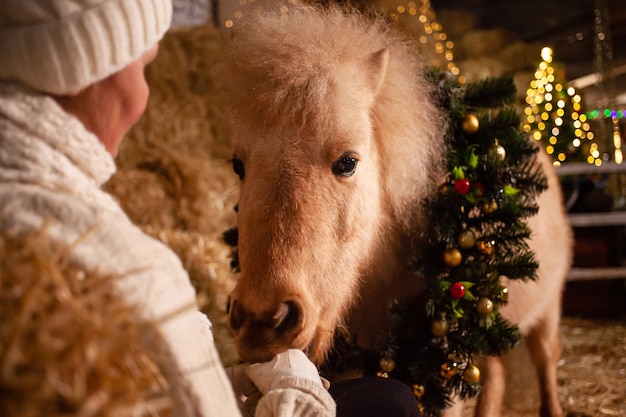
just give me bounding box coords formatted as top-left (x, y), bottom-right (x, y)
top-left (497, 261), bottom-right (539, 281)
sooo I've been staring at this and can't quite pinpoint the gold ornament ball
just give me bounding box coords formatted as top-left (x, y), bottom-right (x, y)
top-left (412, 384), bottom-right (425, 398)
top-left (463, 364), bottom-right (481, 384)
top-left (476, 297), bottom-right (494, 314)
top-left (477, 239), bottom-right (495, 255)
top-left (379, 357), bottom-right (396, 373)
top-left (431, 317), bottom-right (450, 337)
top-left (457, 229), bottom-right (477, 249)
top-left (440, 361), bottom-right (458, 379)
top-left (488, 141), bottom-right (507, 162)
top-left (443, 248), bottom-right (462, 267)
top-left (462, 114), bottom-right (480, 134)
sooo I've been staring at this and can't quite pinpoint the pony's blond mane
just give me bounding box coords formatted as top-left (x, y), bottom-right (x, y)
top-left (220, 3), bottom-right (446, 228)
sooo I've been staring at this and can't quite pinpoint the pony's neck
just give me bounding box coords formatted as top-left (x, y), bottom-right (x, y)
top-left (347, 224), bottom-right (424, 349)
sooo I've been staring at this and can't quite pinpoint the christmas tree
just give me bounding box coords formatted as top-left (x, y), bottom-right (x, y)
top-left (523, 47), bottom-right (597, 165)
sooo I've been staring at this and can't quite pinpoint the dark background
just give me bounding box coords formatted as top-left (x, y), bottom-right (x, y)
top-left (431, 0), bottom-right (626, 109)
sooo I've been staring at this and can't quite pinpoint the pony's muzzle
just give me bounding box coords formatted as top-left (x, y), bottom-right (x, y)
top-left (227, 298), bottom-right (305, 362)
top-left (228, 299), bottom-right (301, 334)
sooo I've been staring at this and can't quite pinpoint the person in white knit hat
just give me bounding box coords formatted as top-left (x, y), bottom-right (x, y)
top-left (0, 1), bottom-right (335, 416)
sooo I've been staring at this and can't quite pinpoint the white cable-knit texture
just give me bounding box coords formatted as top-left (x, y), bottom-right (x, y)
top-left (0, 0), bottom-right (172, 94)
top-left (0, 83), bottom-right (238, 417)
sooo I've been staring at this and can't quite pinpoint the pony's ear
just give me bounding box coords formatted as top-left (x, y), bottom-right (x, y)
top-left (366, 48), bottom-right (389, 95)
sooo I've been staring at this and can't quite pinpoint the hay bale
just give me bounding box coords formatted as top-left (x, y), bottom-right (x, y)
top-left (0, 226), bottom-right (191, 417)
top-left (107, 153), bottom-right (237, 235)
top-left (106, 169), bottom-right (180, 230)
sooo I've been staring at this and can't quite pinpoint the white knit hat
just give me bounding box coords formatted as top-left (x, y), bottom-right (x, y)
top-left (0, 0), bottom-right (172, 95)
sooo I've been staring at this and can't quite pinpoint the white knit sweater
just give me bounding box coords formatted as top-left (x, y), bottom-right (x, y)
top-left (0, 83), bottom-right (335, 417)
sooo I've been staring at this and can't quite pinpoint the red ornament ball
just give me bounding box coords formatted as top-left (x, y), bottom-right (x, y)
top-left (449, 282), bottom-right (466, 299)
top-left (454, 179), bottom-right (471, 195)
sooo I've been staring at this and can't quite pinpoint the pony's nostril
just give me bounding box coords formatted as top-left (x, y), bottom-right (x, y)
top-left (229, 300), bottom-right (244, 332)
top-left (274, 301), bottom-right (301, 336)
top-left (229, 299), bottom-right (302, 341)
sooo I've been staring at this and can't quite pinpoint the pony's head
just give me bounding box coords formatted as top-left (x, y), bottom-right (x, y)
top-left (221, 4), bottom-right (445, 364)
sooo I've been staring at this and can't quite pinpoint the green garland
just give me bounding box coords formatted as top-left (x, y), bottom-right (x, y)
top-left (223, 71), bottom-right (547, 417)
top-left (375, 71), bottom-right (547, 416)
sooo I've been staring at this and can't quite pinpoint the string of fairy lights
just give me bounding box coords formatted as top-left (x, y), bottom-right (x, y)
top-left (386, 0), bottom-right (464, 83)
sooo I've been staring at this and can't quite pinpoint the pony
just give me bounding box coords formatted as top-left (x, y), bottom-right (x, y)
top-left (220, 4), bottom-right (572, 416)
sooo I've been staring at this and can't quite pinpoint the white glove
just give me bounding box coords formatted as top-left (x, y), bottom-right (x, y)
top-left (246, 349), bottom-right (324, 394)
top-left (225, 349), bottom-right (324, 416)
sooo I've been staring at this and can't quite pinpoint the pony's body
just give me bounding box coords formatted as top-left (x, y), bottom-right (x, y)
top-left (221, 5), bottom-right (571, 417)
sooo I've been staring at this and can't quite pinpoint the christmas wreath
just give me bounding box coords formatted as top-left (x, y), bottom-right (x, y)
top-left (373, 71), bottom-right (547, 416)
top-left (224, 71), bottom-right (547, 417)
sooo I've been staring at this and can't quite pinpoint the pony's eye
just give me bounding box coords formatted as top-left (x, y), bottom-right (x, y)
top-left (232, 156), bottom-right (245, 180)
top-left (332, 155), bottom-right (358, 177)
